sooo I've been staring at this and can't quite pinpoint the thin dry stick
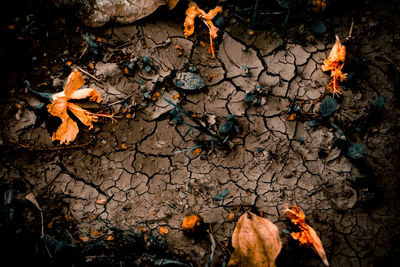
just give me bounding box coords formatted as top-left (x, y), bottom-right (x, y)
top-left (76, 66), bottom-right (103, 84)
top-left (25, 193), bottom-right (52, 258)
top-left (346, 19), bottom-right (355, 41)
top-left (8, 139), bottom-right (92, 152)
top-left (209, 224), bottom-right (231, 255)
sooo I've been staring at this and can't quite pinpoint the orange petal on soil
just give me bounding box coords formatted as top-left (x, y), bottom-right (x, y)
top-left (68, 88), bottom-right (102, 103)
top-left (201, 6), bottom-right (222, 20)
top-left (286, 205), bottom-right (329, 266)
top-left (159, 226), bottom-right (169, 236)
top-left (287, 114), bottom-right (296, 121)
top-left (47, 97), bottom-right (68, 120)
top-left (67, 102), bottom-right (98, 129)
top-left (322, 36), bottom-right (346, 72)
top-left (184, 2), bottom-right (203, 38)
top-left (51, 116), bottom-right (79, 145)
top-left (64, 69), bottom-right (85, 97)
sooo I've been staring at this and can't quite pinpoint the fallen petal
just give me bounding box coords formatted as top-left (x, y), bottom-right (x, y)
top-left (47, 97), bottom-right (68, 120)
top-left (67, 102), bottom-right (99, 129)
top-left (52, 116), bottom-right (79, 145)
top-left (286, 205), bottom-right (329, 266)
top-left (64, 69), bottom-right (85, 97)
top-left (201, 6), bottom-right (222, 20)
top-left (53, 88), bottom-right (102, 103)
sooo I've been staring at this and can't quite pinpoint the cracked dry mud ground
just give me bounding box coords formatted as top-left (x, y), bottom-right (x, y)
top-left (1, 1), bottom-right (400, 266)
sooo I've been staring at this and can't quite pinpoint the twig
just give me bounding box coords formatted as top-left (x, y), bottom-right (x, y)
top-left (108, 93), bottom-right (135, 106)
top-left (209, 224), bottom-right (230, 255)
top-left (8, 139), bottom-right (92, 152)
top-left (25, 193), bottom-right (52, 258)
top-left (76, 66), bottom-right (102, 83)
top-left (345, 19), bottom-right (355, 42)
top-left (206, 229), bottom-right (217, 267)
top-left (379, 55), bottom-right (400, 74)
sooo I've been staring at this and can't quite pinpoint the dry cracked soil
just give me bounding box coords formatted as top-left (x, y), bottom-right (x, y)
top-left (1, 0), bottom-right (400, 266)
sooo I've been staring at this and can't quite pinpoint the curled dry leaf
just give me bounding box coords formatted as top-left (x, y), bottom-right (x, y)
top-left (182, 214), bottom-right (203, 233)
top-left (285, 205), bottom-right (329, 266)
top-left (168, 0), bottom-right (179, 10)
top-left (321, 35), bottom-right (347, 97)
top-left (183, 1), bottom-right (222, 58)
top-left (227, 212), bottom-right (282, 267)
top-left (47, 69), bottom-right (114, 145)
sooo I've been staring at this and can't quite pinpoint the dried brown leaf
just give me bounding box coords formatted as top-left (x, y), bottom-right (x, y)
top-left (168, 0), bottom-right (179, 10)
top-left (227, 212), bottom-right (281, 267)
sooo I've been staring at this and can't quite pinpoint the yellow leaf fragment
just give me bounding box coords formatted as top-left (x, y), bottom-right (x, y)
top-left (285, 205), bottom-right (329, 266)
top-left (228, 212), bottom-right (282, 267)
top-left (322, 35), bottom-right (347, 97)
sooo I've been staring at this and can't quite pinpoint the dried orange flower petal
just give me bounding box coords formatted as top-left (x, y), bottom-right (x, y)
top-left (322, 36), bottom-right (347, 97)
top-left (285, 205), bottom-right (329, 266)
top-left (183, 2), bottom-right (222, 58)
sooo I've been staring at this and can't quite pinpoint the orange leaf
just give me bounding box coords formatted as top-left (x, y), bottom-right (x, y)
top-left (285, 205), bottom-right (329, 266)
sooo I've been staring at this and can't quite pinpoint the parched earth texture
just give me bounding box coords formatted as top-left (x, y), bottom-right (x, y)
top-left (1, 1), bottom-right (400, 266)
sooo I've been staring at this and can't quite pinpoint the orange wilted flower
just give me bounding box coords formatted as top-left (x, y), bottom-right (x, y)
top-left (322, 35), bottom-right (347, 97)
top-left (183, 1), bottom-right (222, 58)
top-left (285, 205), bottom-right (329, 266)
top-left (47, 69), bottom-right (114, 145)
